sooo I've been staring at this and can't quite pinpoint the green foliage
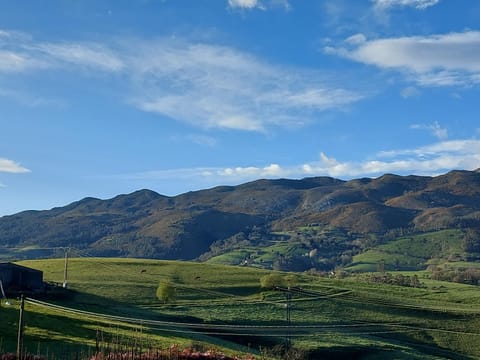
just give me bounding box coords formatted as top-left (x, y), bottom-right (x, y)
top-left (259, 273), bottom-right (297, 289)
top-left (427, 265), bottom-right (480, 285)
top-left (259, 273), bottom-right (285, 289)
top-left (463, 228), bottom-right (480, 253)
top-left (362, 272), bottom-right (424, 288)
top-left (284, 274), bottom-right (298, 287)
top-left (348, 230), bottom-right (466, 272)
top-left (156, 282), bottom-right (177, 303)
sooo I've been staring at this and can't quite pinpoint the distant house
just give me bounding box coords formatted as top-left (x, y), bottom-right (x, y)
top-left (0, 262), bottom-right (44, 293)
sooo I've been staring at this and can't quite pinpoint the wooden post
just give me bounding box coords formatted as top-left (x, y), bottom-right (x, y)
top-left (63, 248), bottom-right (69, 288)
top-left (17, 294), bottom-right (25, 359)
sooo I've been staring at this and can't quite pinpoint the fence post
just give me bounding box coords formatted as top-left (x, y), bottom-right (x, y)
top-left (17, 294), bottom-right (25, 359)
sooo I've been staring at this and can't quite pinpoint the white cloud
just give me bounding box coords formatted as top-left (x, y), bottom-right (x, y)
top-left (410, 121), bottom-right (448, 140)
top-left (326, 31), bottom-right (480, 87)
top-left (0, 50), bottom-right (46, 72)
top-left (118, 139), bottom-right (480, 185)
top-left (1, 30), bottom-right (362, 132)
top-left (0, 30), bottom-right (124, 73)
top-left (0, 158), bottom-right (30, 173)
top-left (227, 0), bottom-right (290, 10)
top-left (36, 43), bottom-right (124, 72)
top-left (345, 34), bottom-right (367, 45)
top-left (220, 163), bottom-right (283, 177)
top-left (129, 39), bottom-right (363, 131)
top-left (373, 0), bottom-right (440, 10)
top-left (228, 0), bottom-right (260, 9)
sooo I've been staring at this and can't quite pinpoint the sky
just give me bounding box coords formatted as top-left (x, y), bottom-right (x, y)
top-left (1, 0), bottom-right (480, 216)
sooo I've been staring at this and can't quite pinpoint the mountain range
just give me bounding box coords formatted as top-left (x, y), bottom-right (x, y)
top-left (2, 169), bottom-right (480, 270)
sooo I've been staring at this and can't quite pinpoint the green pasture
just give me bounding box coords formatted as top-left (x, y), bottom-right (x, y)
top-left (348, 230), bottom-right (466, 272)
top-left (206, 240), bottom-right (309, 268)
top-left (1, 258), bottom-right (479, 359)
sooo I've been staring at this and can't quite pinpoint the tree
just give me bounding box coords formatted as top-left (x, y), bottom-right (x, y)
top-left (463, 229), bottom-right (480, 253)
top-left (156, 282), bottom-right (176, 303)
top-left (284, 274), bottom-right (298, 288)
top-left (260, 273), bottom-right (285, 289)
top-left (410, 274), bottom-right (420, 288)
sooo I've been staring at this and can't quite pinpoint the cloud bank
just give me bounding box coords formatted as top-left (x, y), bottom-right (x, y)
top-left (121, 139), bottom-right (480, 185)
top-left (326, 31), bottom-right (480, 87)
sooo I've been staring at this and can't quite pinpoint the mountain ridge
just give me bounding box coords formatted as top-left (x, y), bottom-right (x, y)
top-left (1, 169), bottom-right (480, 268)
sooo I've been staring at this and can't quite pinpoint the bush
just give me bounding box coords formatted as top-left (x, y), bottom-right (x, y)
top-left (156, 282), bottom-right (176, 303)
top-left (260, 273), bottom-right (285, 289)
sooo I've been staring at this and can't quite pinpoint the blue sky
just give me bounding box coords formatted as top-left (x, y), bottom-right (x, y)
top-left (1, 0), bottom-right (480, 216)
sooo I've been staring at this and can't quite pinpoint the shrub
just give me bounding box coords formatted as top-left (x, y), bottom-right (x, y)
top-left (260, 273), bottom-right (285, 289)
top-left (156, 282), bottom-right (176, 303)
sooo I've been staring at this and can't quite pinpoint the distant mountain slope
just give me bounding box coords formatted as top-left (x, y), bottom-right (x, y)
top-left (1, 169), bottom-right (480, 264)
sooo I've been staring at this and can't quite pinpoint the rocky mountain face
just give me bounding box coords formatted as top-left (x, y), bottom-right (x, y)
top-left (1, 169), bottom-right (480, 260)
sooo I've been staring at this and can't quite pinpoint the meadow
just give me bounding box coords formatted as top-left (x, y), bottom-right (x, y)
top-left (1, 257), bottom-right (480, 359)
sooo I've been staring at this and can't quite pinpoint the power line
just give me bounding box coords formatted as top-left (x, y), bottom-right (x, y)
top-left (24, 298), bottom-right (480, 337)
top-left (15, 249), bottom-right (477, 325)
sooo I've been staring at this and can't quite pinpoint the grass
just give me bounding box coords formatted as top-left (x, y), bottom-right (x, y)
top-left (1, 258), bottom-right (480, 359)
top-left (206, 241), bottom-right (310, 269)
top-left (348, 230), bottom-right (466, 272)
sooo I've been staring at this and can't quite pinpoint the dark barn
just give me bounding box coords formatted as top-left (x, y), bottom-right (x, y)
top-left (0, 262), bottom-right (44, 293)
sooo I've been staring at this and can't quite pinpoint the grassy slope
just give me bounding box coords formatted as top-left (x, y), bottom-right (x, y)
top-left (348, 230), bottom-right (466, 272)
top-left (1, 258), bottom-right (480, 359)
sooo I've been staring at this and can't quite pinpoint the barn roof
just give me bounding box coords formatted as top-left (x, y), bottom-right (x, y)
top-left (0, 262), bottom-right (43, 273)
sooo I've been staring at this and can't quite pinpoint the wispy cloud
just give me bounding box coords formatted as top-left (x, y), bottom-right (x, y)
top-left (0, 87), bottom-right (65, 108)
top-left (410, 121), bottom-right (448, 140)
top-left (35, 42), bottom-right (124, 72)
top-left (0, 50), bottom-right (46, 72)
top-left (186, 134), bottom-right (217, 147)
top-left (372, 0), bottom-right (440, 10)
top-left (1, 29), bottom-right (362, 132)
top-left (325, 31), bottom-right (480, 87)
top-left (126, 39), bottom-right (363, 131)
top-left (227, 0), bottom-right (290, 10)
top-left (118, 139), bottom-right (480, 185)
top-left (0, 158), bottom-right (30, 173)
top-left (0, 33), bottom-right (124, 74)
top-left (400, 86), bottom-right (420, 98)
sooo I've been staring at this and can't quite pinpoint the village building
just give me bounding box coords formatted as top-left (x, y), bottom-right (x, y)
top-left (0, 262), bottom-right (44, 293)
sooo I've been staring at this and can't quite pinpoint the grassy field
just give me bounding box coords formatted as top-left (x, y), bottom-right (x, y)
top-left (347, 230), bottom-right (466, 272)
top-left (1, 258), bottom-right (480, 359)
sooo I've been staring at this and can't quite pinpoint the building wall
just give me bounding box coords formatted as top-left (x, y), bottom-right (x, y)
top-left (0, 263), bottom-right (44, 291)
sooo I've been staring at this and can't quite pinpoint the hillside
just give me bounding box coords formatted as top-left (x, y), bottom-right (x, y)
top-left (1, 169), bottom-right (480, 270)
top-left (2, 258), bottom-right (480, 359)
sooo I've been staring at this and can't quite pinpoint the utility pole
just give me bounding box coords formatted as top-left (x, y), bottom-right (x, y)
top-left (17, 294), bottom-right (25, 360)
top-left (285, 289), bottom-right (292, 352)
top-left (63, 247), bottom-right (69, 288)
top-left (275, 286), bottom-right (293, 353)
